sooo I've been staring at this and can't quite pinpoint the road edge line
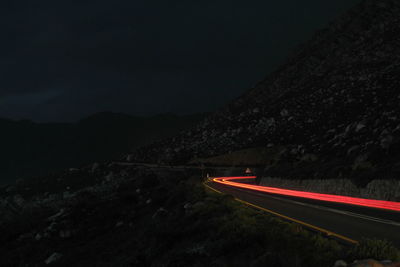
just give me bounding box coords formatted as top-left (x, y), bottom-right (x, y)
top-left (203, 182), bottom-right (358, 245)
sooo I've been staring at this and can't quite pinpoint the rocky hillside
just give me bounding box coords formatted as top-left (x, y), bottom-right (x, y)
top-left (133, 0), bottom-right (400, 183)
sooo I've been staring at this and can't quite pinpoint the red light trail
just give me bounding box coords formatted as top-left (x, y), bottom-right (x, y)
top-left (212, 176), bottom-right (400, 212)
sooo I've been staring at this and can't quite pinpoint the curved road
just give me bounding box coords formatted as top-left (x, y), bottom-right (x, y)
top-left (207, 176), bottom-right (400, 247)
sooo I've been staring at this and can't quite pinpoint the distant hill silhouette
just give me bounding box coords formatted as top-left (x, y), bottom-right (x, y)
top-left (0, 112), bottom-right (206, 185)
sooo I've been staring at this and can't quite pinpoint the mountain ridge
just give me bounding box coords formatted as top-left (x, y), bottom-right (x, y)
top-left (132, 0), bottom-right (400, 183)
top-left (0, 112), bottom-right (206, 185)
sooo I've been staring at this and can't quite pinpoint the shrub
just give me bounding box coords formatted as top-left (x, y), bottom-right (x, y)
top-left (348, 239), bottom-right (400, 262)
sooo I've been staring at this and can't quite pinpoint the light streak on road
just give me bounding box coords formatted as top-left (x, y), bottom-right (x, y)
top-left (212, 176), bottom-right (400, 212)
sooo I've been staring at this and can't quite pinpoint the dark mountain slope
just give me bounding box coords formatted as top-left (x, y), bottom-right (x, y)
top-left (0, 112), bottom-right (205, 185)
top-left (133, 0), bottom-right (400, 182)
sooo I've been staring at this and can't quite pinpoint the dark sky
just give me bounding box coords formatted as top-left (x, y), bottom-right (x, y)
top-left (0, 0), bottom-right (360, 122)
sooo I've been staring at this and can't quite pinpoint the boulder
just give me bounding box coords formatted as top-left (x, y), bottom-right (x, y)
top-left (45, 253), bottom-right (63, 265)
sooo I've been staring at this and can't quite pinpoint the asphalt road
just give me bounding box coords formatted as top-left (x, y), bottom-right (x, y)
top-left (209, 180), bottom-right (400, 247)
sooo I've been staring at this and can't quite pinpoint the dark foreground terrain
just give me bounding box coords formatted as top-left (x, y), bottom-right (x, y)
top-left (1, 163), bottom-right (399, 266)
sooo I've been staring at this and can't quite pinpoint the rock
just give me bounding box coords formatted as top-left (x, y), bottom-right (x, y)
top-left (47, 209), bottom-right (65, 221)
top-left (334, 260), bottom-right (347, 267)
top-left (63, 191), bottom-right (75, 199)
top-left (186, 244), bottom-right (207, 256)
top-left (301, 154), bottom-right (318, 162)
top-left (126, 154), bottom-right (134, 162)
top-left (280, 109), bottom-right (289, 117)
top-left (105, 172), bottom-right (114, 182)
top-left (15, 178), bottom-right (24, 186)
top-left (59, 230), bottom-right (72, 239)
top-left (45, 253), bottom-right (63, 265)
top-left (152, 207), bottom-right (168, 219)
top-left (107, 162), bottom-right (116, 168)
top-left (380, 135), bottom-right (394, 149)
top-left (146, 199), bottom-right (152, 205)
top-left (35, 233), bottom-right (42, 241)
top-left (47, 221), bottom-right (58, 233)
top-left (345, 124), bottom-right (354, 135)
top-left (353, 153), bottom-right (370, 166)
top-left (91, 162), bottom-right (100, 173)
top-left (5, 186), bottom-right (16, 193)
top-left (17, 232), bottom-right (33, 241)
top-left (355, 122), bottom-right (366, 132)
top-left (183, 203), bottom-right (192, 210)
top-left (13, 195), bottom-right (25, 207)
top-left (347, 145), bottom-right (360, 155)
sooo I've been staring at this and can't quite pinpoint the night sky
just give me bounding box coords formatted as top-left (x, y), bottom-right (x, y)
top-left (0, 0), bottom-right (360, 122)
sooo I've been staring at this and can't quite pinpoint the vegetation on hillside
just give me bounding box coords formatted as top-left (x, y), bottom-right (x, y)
top-left (1, 166), bottom-right (398, 266)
